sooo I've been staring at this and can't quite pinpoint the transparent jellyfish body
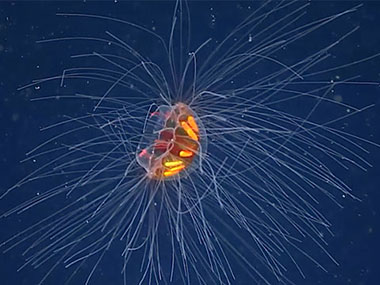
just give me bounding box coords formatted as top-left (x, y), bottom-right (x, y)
top-left (137, 103), bottom-right (206, 180)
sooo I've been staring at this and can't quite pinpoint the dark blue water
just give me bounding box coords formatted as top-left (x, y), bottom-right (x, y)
top-left (0, 1), bottom-right (379, 285)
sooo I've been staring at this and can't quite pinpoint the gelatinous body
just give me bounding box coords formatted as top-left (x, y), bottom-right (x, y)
top-left (137, 103), bottom-right (206, 180)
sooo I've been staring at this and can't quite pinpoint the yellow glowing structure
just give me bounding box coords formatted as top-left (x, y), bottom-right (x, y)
top-left (137, 103), bottom-right (203, 180)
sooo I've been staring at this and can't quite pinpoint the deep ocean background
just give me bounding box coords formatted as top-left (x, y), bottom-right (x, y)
top-left (0, 1), bottom-right (379, 285)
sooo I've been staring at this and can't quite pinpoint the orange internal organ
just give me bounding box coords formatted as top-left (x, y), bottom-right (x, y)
top-left (137, 103), bottom-right (201, 180)
top-left (162, 113), bottom-right (200, 178)
top-left (179, 150), bottom-right (193, 158)
top-left (180, 120), bottom-right (198, 141)
top-left (187, 116), bottom-right (199, 133)
top-left (163, 164), bottom-right (186, 177)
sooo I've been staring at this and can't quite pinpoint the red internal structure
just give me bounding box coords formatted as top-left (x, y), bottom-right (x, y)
top-left (137, 103), bottom-right (201, 180)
